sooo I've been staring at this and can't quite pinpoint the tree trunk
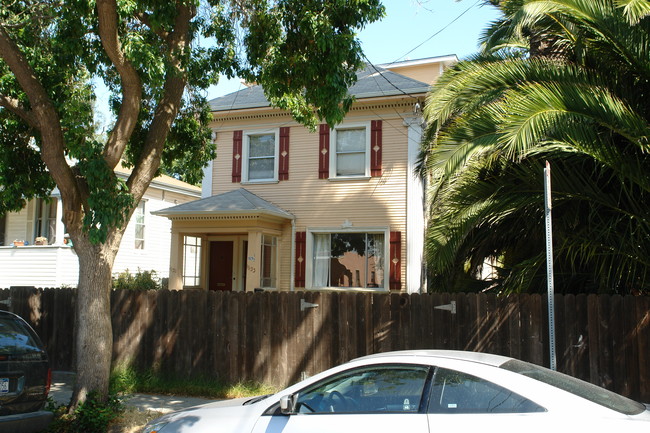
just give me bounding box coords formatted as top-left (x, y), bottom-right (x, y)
top-left (70, 243), bottom-right (116, 408)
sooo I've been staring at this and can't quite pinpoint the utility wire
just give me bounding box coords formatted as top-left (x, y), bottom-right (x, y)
top-left (387, 0), bottom-right (481, 65)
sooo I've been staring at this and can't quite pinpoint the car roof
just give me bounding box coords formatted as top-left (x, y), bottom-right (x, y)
top-left (352, 350), bottom-right (514, 367)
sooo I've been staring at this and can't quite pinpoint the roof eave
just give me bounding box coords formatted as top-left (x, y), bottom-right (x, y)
top-left (152, 209), bottom-right (294, 221)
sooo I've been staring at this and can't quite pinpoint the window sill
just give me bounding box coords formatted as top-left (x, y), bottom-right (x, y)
top-left (308, 286), bottom-right (388, 293)
top-left (327, 176), bottom-right (371, 182)
top-left (241, 179), bottom-right (279, 185)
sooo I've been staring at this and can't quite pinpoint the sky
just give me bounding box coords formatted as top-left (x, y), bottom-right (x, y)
top-left (206, 0), bottom-right (502, 100)
top-left (94, 1), bottom-right (502, 125)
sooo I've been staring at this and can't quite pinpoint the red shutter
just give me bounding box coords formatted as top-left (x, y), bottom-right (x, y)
top-left (232, 130), bottom-right (243, 183)
top-left (279, 127), bottom-right (290, 181)
top-left (371, 120), bottom-right (383, 177)
top-left (318, 124), bottom-right (330, 179)
top-left (295, 231), bottom-right (306, 288)
top-left (389, 231), bottom-right (401, 291)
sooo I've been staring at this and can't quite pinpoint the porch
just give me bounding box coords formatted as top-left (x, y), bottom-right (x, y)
top-left (153, 189), bottom-right (294, 292)
top-left (0, 245), bottom-right (79, 288)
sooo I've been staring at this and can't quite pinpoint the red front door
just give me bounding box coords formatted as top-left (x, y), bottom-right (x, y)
top-left (209, 241), bottom-right (234, 291)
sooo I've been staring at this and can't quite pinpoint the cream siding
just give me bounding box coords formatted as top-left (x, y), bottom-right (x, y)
top-left (209, 98), bottom-right (417, 291)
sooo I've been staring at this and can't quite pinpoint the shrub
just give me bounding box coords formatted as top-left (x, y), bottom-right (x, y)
top-left (46, 392), bottom-right (123, 433)
top-left (112, 269), bottom-right (161, 290)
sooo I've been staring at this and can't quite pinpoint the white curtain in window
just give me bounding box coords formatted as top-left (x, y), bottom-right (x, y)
top-left (313, 234), bottom-right (331, 287)
top-left (369, 234), bottom-right (384, 287)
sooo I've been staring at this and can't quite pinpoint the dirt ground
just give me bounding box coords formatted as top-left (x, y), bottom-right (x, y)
top-left (108, 408), bottom-right (164, 433)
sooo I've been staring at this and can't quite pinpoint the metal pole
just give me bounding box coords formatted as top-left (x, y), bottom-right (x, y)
top-left (544, 161), bottom-right (557, 371)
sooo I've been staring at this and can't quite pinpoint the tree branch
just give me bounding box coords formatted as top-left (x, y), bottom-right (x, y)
top-left (0, 25), bottom-right (80, 226)
top-left (134, 11), bottom-right (171, 42)
top-left (0, 94), bottom-right (36, 127)
top-left (127, 2), bottom-right (195, 201)
top-left (96, 0), bottom-right (143, 169)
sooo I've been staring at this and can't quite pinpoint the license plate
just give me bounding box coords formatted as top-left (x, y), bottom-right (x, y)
top-left (0, 378), bottom-right (8, 394)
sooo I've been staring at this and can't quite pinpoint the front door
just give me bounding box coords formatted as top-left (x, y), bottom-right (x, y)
top-left (209, 241), bottom-right (234, 291)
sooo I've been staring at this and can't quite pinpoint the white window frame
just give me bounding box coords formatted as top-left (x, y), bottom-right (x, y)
top-left (34, 198), bottom-right (57, 245)
top-left (242, 129), bottom-right (279, 183)
top-left (329, 122), bottom-right (371, 179)
top-left (260, 234), bottom-right (278, 289)
top-left (305, 227), bottom-right (389, 291)
top-left (182, 235), bottom-right (202, 287)
top-left (134, 200), bottom-right (145, 250)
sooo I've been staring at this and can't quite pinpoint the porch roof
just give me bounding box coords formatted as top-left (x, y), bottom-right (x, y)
top-left (152, 188), bottom-right (294, 220)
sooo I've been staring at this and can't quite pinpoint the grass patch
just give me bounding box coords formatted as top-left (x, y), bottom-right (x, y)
top-left (110, 366), bottom-right (278, 400)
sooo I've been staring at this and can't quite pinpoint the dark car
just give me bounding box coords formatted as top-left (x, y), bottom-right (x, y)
top-left (0, 310), bottom-right (53, 433)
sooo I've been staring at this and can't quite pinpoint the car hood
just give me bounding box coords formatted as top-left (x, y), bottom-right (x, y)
top-left (151, 396), bottom-right (269, 433)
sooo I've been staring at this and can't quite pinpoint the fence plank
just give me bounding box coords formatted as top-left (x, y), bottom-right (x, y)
top-left (1, 288), bottom-right (647, 401)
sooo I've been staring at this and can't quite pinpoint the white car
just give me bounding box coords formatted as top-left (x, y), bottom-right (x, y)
top-left (142, 350), bottom-right (650, 433)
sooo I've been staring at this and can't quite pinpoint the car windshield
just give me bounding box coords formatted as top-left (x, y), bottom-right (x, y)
top-left (500, 359), bottom-right (646, 415)
top-left (0, 315), bottom-right (43, 356)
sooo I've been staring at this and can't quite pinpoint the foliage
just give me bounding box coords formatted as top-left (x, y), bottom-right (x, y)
top-left (0, 0), bottom-right (384, 404)
top-left (112, 269), bottom-right (161, 291)
top-left (110, 365), bottom-right (278, 399)
top-left (420, 0), bottom-right (650, 295)
top-left (45, 393), bottom-right (123, 433)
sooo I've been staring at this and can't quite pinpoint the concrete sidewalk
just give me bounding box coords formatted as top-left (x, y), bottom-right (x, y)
top-left (50, 371), bottom-right (217, 414)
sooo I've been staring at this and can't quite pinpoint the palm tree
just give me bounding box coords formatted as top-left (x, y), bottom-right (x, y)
top-left (420, 0), bottom-right (650, 294)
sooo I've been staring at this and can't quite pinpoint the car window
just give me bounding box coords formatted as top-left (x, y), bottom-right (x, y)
top-left (500, 359), bottom-right (646, 415)
top-left (0, 315), bottom-right (43, 357)
top-left (429, 367), bottom-right (545, 414)
top-left (295, 365), bottom-right (430, 414)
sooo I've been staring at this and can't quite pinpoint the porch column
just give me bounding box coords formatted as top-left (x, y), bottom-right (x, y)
top-left (245, 230), bottom-right (262, 292)
top-left (169, 229), bottom-right (183, 290)
top-left (404, 115), bottom-right (425, 294)
top-left (54, 197), bottom-right (65, 245)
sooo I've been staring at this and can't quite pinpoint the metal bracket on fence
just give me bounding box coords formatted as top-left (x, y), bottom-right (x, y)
top-left (300, 299), bottom-right (319, 312)
top-left (434, 301), bottom-right (456, 314)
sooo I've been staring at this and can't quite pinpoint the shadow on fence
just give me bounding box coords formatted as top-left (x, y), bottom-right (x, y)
top-left (0, 287), bottom-right (648, 402)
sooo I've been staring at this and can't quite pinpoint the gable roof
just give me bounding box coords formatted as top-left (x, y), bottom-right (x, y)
top-left (114, 161), bottom-right (201, 197)
top-left (209, 64), bottom-right (430, 112)
top-left (152, 188), bottom-right (294, 220)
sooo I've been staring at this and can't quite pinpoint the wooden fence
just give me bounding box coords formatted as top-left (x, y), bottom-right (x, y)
top-left (1, 288), bottom-right (648, 402)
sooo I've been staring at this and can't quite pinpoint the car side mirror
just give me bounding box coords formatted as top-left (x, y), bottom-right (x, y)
top-left (280, 394), bottom-right (298, 415)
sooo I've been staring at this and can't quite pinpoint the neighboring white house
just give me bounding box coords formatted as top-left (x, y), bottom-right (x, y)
top-left (0, 167), bottom-right (201, 288)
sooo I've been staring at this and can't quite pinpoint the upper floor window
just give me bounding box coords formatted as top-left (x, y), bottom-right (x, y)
top-left (244, 130), bottom-right (278, 182)
top-left (331, 123), bottom-right (370, 178)
top-left (134, 201), bottom-right (145, 249)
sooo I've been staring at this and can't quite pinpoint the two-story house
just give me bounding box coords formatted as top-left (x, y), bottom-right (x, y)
top-left (155, 56), bottom-right (457, 293)
top-left (0, 164), bottom-right (201, 288)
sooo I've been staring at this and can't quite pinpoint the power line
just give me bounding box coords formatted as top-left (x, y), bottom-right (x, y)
top-left (388, 0), bottom-right (481, 65)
